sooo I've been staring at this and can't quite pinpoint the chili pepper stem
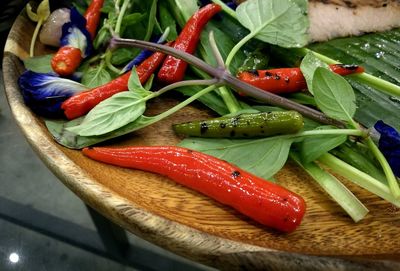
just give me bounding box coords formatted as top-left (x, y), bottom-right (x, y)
top-left (110, 37), bottom-right (346, 127)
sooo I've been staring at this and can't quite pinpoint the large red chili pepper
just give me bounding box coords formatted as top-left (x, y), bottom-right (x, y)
top-left (84, 0), bottom-right (105, 39)
top-left (82, 145), bottom-right (306, 233)
top-left (157, 3), bottom-right (221, 84)
top-left (237, 64), bottom-right (365, 94)
top-left (62, 49), bottom-right (168, 119)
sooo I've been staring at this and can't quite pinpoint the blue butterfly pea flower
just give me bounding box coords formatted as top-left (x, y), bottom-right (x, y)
top-left (18, 70), bottom-right (88, 117)
top-left (374, 120), bottom-right (400, 177)
top-left (60, 7), bottom-right (93, 57)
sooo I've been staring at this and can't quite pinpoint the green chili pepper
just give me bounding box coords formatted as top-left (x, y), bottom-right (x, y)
top-left (173, 111), bottom-right (304, 138)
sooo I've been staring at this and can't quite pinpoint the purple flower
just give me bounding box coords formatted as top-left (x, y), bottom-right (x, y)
top-left (374, 120), bottom-right (400, 177)
top-left (60, 7), bottom-right (93, 57)
top-left (18, 70), bottom-right (88, 117)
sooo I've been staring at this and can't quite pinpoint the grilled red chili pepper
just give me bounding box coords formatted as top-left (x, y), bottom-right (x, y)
top-left (84, 0), bottom-right (105, 39)
top-left (51, 46), bottom-right (83, 77)
top-left (62, 49), bottom-right (168, 119)
top-left (82, 145), bottom-right (306, 233)
top-left (157, 3), bottom-right (221, 84)
top-left (237, 64), bottom-right (365, 94)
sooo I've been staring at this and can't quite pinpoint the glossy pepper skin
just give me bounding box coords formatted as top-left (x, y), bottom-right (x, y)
top-left (173, 111), bottom-right (304, 138)
top-left (84, 0), bottom-right (105, 39)
top-left (62, 50), bottom-right (168, 119)
top-left (51, 46), bottom-right (83, 77)
top-left (157, 3), bottom-right (222, 84)
top-left (83, 146), bottom-right (306, 232)
top-left (237, 64), bottom-right (365, 94)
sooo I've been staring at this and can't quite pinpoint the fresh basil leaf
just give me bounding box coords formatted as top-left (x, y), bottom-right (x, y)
top-left (172, 0), bottom-right (198, 22)
top-left (46, 114), bottom-right (156, 149)
top-left (299, 125), bottom-right (347, 163)
top-left (236, 0), bottom-right (309, 48)
top-left (300, 52), bottom-right (329, 94)
top-left (23, 54), bottom-right (53, 73)
top-left (313, 67), bottom-right (356, 122)
top-left (111, 48), bottom-right (139, 65)
top-left (128, 67), bottom-right (151, 97)
top-left (158, 0), bottom-right (178, 40)
top-left (144, 0), bottom-right (158, 41)
top-left (120, 13), bottom-right (146, 36)
top-left (144, 74), bottom-right (155, 91)
top-left (179, 137), bottom-right (294, 179)
top-left (66, 91), bottom-right (146, 136)
top-left (81, 65), bottom-right (112, 88)
top-left (177, 85), bottom-right (230, 116)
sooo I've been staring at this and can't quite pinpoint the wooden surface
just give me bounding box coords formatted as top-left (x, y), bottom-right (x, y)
top-left (3, 12), bottom-right (400, 271)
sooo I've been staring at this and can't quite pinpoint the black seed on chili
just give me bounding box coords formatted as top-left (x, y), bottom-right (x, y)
top-left (336, 64), bottom-right (359, 70)
top-left (248, 69), bottom-right (259, 76)
top-left (231, 117), bottom-right (239, 127)
top-left (200, 122), bottom-right (208, 134)
top-left (284, 77), bottom-right (290, 83)
top-left (231, 170), bottom-right (241, 178)
top-left (230, 130), bottom-right (235, 137)
top-left (274, 74), bottom-right (281, 80)
top-left (264, 71), bottom-right (273, 78)
top-left (219, 122), bottom-right (226, 128)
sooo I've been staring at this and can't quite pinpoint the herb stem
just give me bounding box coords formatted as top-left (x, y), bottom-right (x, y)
top-left (364, 137), bottom-right (400, 199)
top-left (291, 153), bottom-right (369, 222)
top-left (30, 19), bottom-right (43, 57)
top-left (115, 0), bottom-right (130, 35)
top-left (318, 153), bottom-right (400, 207)
top-left (111, 37), bottom-right (346, 127)
top-left (105, 50), bottom-right (121, 74)
top-left (209, 31), bottom-right (225, 69)
top-left (225, 32), bottom-right (253, 68)
top-left (211, 0), bottom-right (237, 19)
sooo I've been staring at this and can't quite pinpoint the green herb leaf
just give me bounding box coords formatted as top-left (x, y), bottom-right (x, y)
top-left (299, 126), bottom-right (347, 163)
top-left (236, 0), bottom-right (309, 48)
top-left (81, 65), bottom-right (112, 88)
top-left (23, 54), bottom-right (53, 73)
top-left (66, 90), bottom-right (146, 136)
top-left (313, 67), bottom-right (356, 122)
top-left (158, 1), bottom-right (178, 40)
top-left (300, 52), bottom-right (329, 94)
top-left (179, 137), bottom-right (294, 179)
top-left (128, 67), bottom-right (151, 97)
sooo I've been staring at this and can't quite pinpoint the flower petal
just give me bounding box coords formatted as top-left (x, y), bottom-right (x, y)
top-left (374, 120), bottom-right (400, 177)
top-left (18, 70), bottom-right (88, 117)
top-left (60, 8), bottom-right (93, 57)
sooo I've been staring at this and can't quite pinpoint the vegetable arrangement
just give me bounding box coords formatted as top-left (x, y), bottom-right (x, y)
top-left (19, 0), bottom-right (400, 232)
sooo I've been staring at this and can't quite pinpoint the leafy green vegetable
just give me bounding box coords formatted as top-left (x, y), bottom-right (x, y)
top-left (236, 0), bottom-right (308, 48)
top-left (300, 52), bottom-right (329, 94)
top-left (66, 70), bottom-right (148, 136)
top-left (144, 0), bottom-right (158, 41)
top-left (313, 68), bottom-right (356, 122)
top-left (23, 54), bottom-right (53, 73)
top-left (158, 1), bottom-right (178, 40)
top-left (299, 126), bottom-right (347, 163)
top-left (81, 64), bottom-right (112, 88)
top-left (66, 91), bottom-right (146, 136)
top-left (179, 137), bottom-right (294, 179)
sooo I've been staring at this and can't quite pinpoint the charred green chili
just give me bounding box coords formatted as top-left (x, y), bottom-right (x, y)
top-left (173, 111), bottom-right (304, 138)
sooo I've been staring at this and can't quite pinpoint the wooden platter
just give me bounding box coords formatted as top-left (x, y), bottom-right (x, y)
top-left (3, 12), bottom-right (400, 270)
